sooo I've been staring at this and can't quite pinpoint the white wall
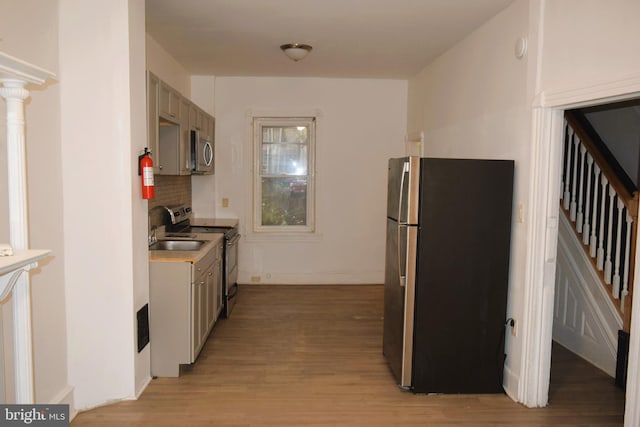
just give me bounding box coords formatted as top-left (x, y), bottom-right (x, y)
top-left (406, 0), bottom-right (535, 400)
top-left (407, 0), bottom-right (640, 407)
top-left (59, 0), bottom-right (147, 410)
top-left (536, 0), bottom-right (640, 418)
top-left (146, 34), bottom-right (190, 96)
top-left (215, 77), bottom-right (407, 284)
top-left (0, 0), bottom-right (71, 407)
top-left (128, 0), bottom-right (152, 399)
top-left (540, 0), bottom-right (640, 96)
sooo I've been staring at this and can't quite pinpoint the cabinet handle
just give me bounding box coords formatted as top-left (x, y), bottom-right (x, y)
top-left (200, 281), bottom-right (205, 286)
top-left (208, 272), bottom-right (212, 276)
top-left (197, 267), bottom-right (201, 272)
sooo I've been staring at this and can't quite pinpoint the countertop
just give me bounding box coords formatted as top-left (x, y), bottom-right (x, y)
top-left (148, 231), bottom-right (224, 263)
top-left (191, 217), bottom-right (239, 228)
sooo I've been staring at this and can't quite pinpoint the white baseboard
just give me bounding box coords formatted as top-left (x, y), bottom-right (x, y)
top-left (72, 376), bottom-right (151, 416)
top-left (134, 376), bottom-right (152, 399)
top-left (49, 384), bottom-right (76, 421)
top-left (502, 364), bottom-right (519, 402)
top-left (238, 271), bottom-right (383, 285)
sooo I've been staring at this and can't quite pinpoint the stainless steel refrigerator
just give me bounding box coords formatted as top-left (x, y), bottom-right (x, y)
top-left (383, 156), bottom-right (514, 393)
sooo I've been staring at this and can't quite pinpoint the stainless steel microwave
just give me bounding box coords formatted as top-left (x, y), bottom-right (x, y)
top-left (190, 129), bottom-right (214, 174)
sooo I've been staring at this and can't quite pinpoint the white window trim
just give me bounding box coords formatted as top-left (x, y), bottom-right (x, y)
top-left (252, 116), bottom-right (316, 234)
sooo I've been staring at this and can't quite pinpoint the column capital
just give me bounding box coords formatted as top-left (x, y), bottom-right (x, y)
top-left (0, 79), bottom-right (29, 101)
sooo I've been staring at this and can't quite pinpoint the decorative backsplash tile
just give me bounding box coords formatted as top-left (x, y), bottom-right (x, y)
top-left (148, 175), bottom-right (192, 228)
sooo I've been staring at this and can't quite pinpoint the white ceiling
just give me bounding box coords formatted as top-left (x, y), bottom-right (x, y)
top-left (145, 0), bottom-right (514, 79)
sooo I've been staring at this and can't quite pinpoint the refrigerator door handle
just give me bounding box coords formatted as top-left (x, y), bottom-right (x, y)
top-left (398, 224), bottom-right (407, 287)
top-left (398, 161), bottom-right (409, 225)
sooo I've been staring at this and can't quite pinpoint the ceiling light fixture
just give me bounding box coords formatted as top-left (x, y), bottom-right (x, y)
top-left (280, 43), bottom-right (312, 62)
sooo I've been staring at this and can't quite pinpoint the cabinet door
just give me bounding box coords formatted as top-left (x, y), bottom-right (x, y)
top-left (190, 282), bottom-right (203, 362)
top-left (179, 98), bottom-right (192, 175)
top-left (206, 266), bottom-right (216, 331)
top-left (200, 114), bottom-right (209, 137)
top-left (146, 72), bottom-right (161, 173)
top-left (196, 108), bottom-right (204, 132)
top-left (209, 116), bottom-right (216, 142)
top-left (159, 81), bottom-right (179, 120)
top-left (189, 103), bottom-right (198, 130)
top-left (216, 252), bottom-right (223, 319)
top-left (199, 275), bottom-right (209, 350)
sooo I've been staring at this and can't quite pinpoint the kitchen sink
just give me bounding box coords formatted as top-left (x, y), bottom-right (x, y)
top-left (149, 240), bottom-right (206, 251)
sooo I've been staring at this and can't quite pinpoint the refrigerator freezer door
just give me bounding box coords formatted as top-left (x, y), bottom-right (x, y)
top-left (386, 158), bottom-right (408, 222)
top-left (386, 157), bottom-right (420, 224)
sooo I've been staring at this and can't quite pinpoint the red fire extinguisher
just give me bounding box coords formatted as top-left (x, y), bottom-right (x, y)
top-left (139, 148), bottom-right (155, 200)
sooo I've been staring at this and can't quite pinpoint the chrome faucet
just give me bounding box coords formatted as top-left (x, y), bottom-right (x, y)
top-left (149, 225), bottom-right (158, 246)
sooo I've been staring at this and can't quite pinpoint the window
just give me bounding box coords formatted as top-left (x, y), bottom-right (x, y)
top-left (253, 117), bottom-right (315, 233)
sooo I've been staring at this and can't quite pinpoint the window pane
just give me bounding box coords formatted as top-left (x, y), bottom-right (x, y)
top-left (261, 144), bottom-right (308, 175)
top-left (261, 177), bottom-right (307, 226)
top-left (263, 126), bottom-right (308, 143)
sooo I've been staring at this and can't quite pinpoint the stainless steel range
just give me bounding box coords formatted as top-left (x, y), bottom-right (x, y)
top-left (163, 205), bottom-right (239, 318)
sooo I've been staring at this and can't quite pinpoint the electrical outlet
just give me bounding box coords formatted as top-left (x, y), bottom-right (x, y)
top-left (222, 197), bottom-right (229, 208)
top-left (251, 275), bottom-right (261, 283)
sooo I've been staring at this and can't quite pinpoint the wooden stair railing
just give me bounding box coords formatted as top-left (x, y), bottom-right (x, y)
top-left (561, 110), bottom-right (638, 333)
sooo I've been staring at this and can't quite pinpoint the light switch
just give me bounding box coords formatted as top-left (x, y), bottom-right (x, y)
top-left (517, 203), bottom-right (524, 223)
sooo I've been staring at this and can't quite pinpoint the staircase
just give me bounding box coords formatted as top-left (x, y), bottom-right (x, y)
top-left (554, 110), bottom-right (637, 382)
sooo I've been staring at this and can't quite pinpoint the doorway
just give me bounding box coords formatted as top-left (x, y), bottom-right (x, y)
top-left (551, 99), bottom-right (640, 410)
top-left (522, 81), bottom-right (640, 425)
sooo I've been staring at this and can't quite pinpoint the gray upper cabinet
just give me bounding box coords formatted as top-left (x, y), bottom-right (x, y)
top-left (189, 103), bottom-right (214, 140)
top-left (178, 97), bottom-right (192, 175)
top-left (146, 70), bottom-right (215, 175)
top-left (147, 71), bottom-right (189, 175)
top-left (159, 81), bottom-right (180, 121)
top-left (189, 103), bottom-right (201, 131)
top-left (146, 72), bottom-right (162, 174)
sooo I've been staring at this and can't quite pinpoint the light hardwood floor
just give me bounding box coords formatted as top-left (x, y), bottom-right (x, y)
top-left (72, 285), bottom-right (625, 426)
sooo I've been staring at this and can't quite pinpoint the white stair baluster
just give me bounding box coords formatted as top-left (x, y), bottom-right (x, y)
top-left (576, 145), bottom-right (586, 232)
top-left (583, 154), bottom-right (593, 245)
top-left (590, 165), bottom-right (601, 257)
top-left (570, 135), bottom-right (579, 221)
top-left (612, 199), bottom-right (624, 297)
top-left (563, 125), bottom-right (573, 210)
top-left (604, 187), bottom-right (615, 284)
top-left (622, 212), bottom-right (633, 312)
top-left (597, 176), bottom-right (608, 270)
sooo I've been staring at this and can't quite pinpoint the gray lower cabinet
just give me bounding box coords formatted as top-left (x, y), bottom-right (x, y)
top-left (149, 243), bottom-right (222, 377)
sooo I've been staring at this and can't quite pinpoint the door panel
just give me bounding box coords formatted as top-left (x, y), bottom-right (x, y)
top-left (387, 158), bottom-right (408, 221)
top-left (383, 218), bottom-right (405, 385)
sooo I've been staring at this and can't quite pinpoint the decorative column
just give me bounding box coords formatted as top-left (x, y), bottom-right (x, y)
top-left (0, 52), bottom-right (54, 404)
